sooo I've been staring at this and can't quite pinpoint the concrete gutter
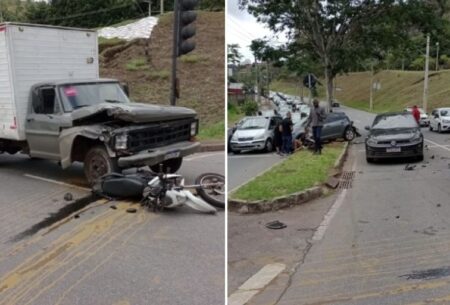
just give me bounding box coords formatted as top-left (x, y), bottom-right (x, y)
top-left (229, 142), bottom-right (350, 214)
top-left (200, 141), bottom-right (225, 152)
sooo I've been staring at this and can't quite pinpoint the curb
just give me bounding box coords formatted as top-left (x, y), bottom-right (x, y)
top-left (199, 142), bottom-right (225, 152)
top-left (229, 142), bottom-right (350, 214)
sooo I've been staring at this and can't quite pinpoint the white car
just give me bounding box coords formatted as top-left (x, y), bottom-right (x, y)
top-left (404, 107), bottom-right (429, 126)
top-left (429, 108), bottom-right (450, 133)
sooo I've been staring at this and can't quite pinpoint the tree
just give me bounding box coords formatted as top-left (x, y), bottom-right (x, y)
top-left (227, 44), bottom-right (242, 66)
top-left (240, 0), bottom-right (444, 108)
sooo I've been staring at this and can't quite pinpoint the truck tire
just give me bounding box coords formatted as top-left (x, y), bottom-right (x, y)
top-left (84, 146), bottom-right (120, 185)
top-left (149, 157), bottom-right (183, 174)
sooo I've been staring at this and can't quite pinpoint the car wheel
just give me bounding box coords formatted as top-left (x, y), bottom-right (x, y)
top-left (264, 138), bottom-right (273, 152)
top-left (416, 154), bottom-right (424, 162)
top-left (149, 157), bottom-right (183, 173)
top-left (343, 127), bottom-right (355, 141)
top-left (366, 156), bottom-right (374, 163)
top-left (438, 124), bottom-right (442, 133)
top-left (84, 146), bottom-right (120, 185)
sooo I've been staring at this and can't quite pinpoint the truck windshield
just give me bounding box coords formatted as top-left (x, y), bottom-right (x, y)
top-left (59, 83), bottom-right (130, 112)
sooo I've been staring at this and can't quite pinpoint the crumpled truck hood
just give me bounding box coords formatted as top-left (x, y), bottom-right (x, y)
top-left (71, 102), bottom-right (197, 124)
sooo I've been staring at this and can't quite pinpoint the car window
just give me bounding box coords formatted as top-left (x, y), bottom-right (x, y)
top-left (33, 87), bottom-right (59, 114)
top-left (440, 109), bottom-right (450, 116)
top-left (238, 117), bottom-right (268, 130)
top-left (372, 114), bottom-right (417, 129)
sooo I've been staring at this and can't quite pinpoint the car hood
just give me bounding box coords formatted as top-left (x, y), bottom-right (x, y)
top-left (369, 128), bottom-right (419, 141)
top-left (233, 129), bottom-right (265, 139)
top-left (71, 102), bottom-right (197, 125)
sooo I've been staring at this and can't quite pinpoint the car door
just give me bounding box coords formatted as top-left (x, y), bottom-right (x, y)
top-left (25, 86), bottom-right (66, 160)
top-left (322, 114), bottom-right (341, 139)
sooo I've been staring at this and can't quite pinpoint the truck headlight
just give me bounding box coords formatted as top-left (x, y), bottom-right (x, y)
top-left (191, 121), bottom-right (198, 136)
top-left (115, 134), bottom-right (128, 150)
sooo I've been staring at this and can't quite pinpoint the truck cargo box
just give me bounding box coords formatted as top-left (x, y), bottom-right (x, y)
top-left (0, 23), bottom-right (98, 140)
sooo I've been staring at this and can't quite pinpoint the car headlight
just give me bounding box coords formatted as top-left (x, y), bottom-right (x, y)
top-left (115, 134), bottom-right (128, 150)
top-left (443, 119), bottom-right (450, 124)
top-left (411, 132), bottom-right (422, 143)
top-left (254, 133), bottom-right (265, 141)
top-left (366, 137), bottom-right (377, 146)
top-left (191, 121), bottom-right (198, 136)
top-left (231, 134), bottom-right (238, 141)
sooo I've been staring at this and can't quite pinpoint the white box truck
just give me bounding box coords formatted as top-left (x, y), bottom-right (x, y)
top-left (0, 23), bottom-right (200, 184)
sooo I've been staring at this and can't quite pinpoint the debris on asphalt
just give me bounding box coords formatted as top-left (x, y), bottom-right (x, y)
top-left (265, 220), bottom-right (287, 230)
top-left (437, 204), bottom-right (442, 207)
top-left (126, 208), bottom-right (137, 213)
top-left (74, 214), bottom-right (80, 219)
top-left (422, 165), bottom-right (427, 168)
top-left (431, 155), bottom-right (435, 159)
top-left (238, 206), bottom-right (249, 214)
top-left (400, 266), bottom-right (450, 280)
top-left (64, 192), bottom-right (73, 201)
top-left (110, 205), bottom-right (117, 210)
top-left (404, 164), bottom-right (416, 171)
top-left (396, 216), bottom-right (400, 219)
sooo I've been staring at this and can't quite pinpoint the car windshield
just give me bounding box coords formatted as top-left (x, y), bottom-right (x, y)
top-left (440, 108), bottom-right (450, 116)
top-left (238, 117), bottom-right (268, 130)
top-left (372, 114), bottom-right (417, 129)
top-left (59, 82), bottom-right (130, 112)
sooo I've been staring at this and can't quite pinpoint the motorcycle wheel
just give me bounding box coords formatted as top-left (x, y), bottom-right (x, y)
top-left (195, 173), bottom-right (225, 208)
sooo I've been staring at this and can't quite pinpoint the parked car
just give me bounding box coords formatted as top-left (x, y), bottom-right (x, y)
top-left (229, 115), bottom-right (282, 153)
top-left (294, 112), bottom-right (359, 142)
top-left (365, 112), bottom-right (423, 163)
top-left (404, 107), bottom-right (429, 126)
top-left (429, 108), bottom-right (450, 133)
top-left (332, 100), bottom-right (340, 107)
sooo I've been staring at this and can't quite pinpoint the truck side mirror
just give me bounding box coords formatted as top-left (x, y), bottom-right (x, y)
top-left (120, 83), bottom-right (130, 97)
top-left (365, 126), bottom-right (371, 131)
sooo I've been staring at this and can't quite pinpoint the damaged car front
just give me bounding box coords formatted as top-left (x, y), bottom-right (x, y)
top-left (56, 79), bottom-right (200, 183)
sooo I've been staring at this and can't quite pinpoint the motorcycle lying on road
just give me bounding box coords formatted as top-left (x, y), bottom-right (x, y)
top-left (92, 169), bottom-right (225, 214)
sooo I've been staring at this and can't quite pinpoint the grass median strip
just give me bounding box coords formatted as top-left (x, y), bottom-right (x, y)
top-left (231, 142), bottom-right (345, 201)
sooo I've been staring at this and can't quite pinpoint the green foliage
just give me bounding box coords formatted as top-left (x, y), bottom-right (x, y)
top-left (179, 54), bottom-right (204, 64)
top-left (228, 44), bottom-right (242, 66)
top-left (198, 0), bottom-right (224, 11)
top-left (242, 100), bottom-right (258, 116)
top-left (125, 57), bottom-right (148, 71)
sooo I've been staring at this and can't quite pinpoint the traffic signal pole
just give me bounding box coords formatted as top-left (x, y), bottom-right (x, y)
top-left (171, 0), bottom-right (180, 106)
top-left (423, 34), bottom-right (430, 113)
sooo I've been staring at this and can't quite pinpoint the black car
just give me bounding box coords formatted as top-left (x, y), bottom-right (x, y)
top-left (365, 112), bottom-right (424, 163)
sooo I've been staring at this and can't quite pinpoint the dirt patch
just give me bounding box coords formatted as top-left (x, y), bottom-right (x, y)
top-left (100, 11), bottom-right (225, 127)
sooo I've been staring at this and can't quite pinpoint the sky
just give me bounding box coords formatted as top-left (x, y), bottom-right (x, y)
top-left (227, 1), bottom-right (287, 62)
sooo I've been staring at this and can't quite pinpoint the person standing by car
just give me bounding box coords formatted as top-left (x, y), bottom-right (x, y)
top-left (274, 119), bottom-right (282, 155)
top-left (412, 105), bottom-right (421, 125)
top-left (280, 112), bottom-right (294, 155)
top-left (307, 99), bottom-right (327, 154)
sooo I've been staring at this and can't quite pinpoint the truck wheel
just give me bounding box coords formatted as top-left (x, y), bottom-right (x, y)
top-left (149, 157), bottom-right (183, 173)
top-left (84, 146), bottom-right (119, 185)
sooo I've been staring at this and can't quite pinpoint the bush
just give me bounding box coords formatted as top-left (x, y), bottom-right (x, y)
top-left (242, 100), bottom-right (258, 116)
top-left (126, 58), bottom-right (148, 71)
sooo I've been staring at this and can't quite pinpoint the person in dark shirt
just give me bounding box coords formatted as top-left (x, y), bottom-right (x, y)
top-left (273, 119), bottom-right (282, 154)
top-left (280, 112), bottom-right (293, 155)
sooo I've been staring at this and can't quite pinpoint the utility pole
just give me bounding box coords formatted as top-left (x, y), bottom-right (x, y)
top-left (308, 74), bottom-right (312, 105)
top-left (369, 62), bottom-right (374, 111)
top-left (266, 61), bottom-right (270, 95)
top-left (160, 0), bottom-right (164, 15)
top-left (254, 56), bottom-right (261, 103)
top-left (436, 42), bottom-right (440, 71)
top-left (423, 34), bottom-right (430, 113)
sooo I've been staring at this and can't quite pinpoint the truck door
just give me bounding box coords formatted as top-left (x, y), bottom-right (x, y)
top-left (25, 86), bottom-right (64, 160)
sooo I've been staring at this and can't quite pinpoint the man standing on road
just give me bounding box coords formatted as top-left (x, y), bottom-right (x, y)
top-left (412, 105), bottom-right (421, 125)
top-left (280, 112), bottom-right (293, 155)
top-left (307, 99), bottom-right (327, 155)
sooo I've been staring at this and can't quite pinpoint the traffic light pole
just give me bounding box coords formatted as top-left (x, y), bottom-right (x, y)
top-left (171, 0), bottom-right (180, 106)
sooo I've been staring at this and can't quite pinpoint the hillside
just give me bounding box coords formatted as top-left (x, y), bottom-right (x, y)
top-left (100, 11), bottom-right (224, 139)
top-left (272, 69), bottom-right (450, 113)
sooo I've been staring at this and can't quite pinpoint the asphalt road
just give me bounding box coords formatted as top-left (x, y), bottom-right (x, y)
top-left (229, 105), bottom-right (450, 305)
top-left (0, 151), bottom-right (224, 305)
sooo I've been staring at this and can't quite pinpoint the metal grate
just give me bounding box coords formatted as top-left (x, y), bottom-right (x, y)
top-left (338, 171), bottom-right (355, 189)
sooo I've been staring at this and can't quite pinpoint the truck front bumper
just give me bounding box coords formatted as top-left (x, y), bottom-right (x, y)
top-left (117, 141), bottom-right (200, 168)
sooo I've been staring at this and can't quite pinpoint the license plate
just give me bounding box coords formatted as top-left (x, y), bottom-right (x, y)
top-left (386, 147), bottom-right (401, 153)
top-left (164, 151), bottom-right (180, 160)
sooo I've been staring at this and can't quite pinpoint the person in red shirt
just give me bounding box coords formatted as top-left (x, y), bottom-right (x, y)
top-left (412, 105), bottom-right (421, 125)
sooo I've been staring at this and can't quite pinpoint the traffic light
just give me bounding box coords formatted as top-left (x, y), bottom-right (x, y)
top-left (177, 0), bottom-right (198, 57)
top-left (303, 74), bottom-right (316, 88)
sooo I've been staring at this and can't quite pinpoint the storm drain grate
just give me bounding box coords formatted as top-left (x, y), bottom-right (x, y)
top-left (338, 171), bottom-right (355, 189)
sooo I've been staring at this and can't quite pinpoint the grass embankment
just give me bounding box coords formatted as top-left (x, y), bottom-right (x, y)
top-left (231, 142), bottom-right (345, 201)
top-left (272, 69), bottom-right (450, 114)
top-left (100, 12), bottom-right (225, 140)
top-left (227, 103), bottom-right (245, 126)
